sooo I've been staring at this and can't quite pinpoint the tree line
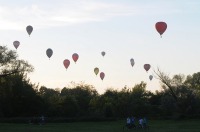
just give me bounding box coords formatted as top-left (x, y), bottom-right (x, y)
top-left (1, 45), bottom-right (200, 120)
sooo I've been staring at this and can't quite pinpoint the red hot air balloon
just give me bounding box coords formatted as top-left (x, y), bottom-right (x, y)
top-left (144, 64), bottom-right (151, 72)
top-left (63, 59), bottom-right (70, 70)
top-left (100, 72), bottom-right (105, 80)
top-left (155, 22), bottom-right (167, 37)
top-left (72, 53), bottom-right (79, 63)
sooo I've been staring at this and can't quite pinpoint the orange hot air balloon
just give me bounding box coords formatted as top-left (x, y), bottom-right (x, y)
top-left (94, 67), bottom-right (99, 76)
top-left (63, 59), bottom-right (70, 69)
top-left (155, 22), bottom-right (167, 37)
top-left (100, 72), bottom-right (105, 80)
top-left (13, 41), bottom-right (20, 49)
top-left (72, 53), bottom-right (79, 63)
top-left (144, 64), bottom-right (151, 72)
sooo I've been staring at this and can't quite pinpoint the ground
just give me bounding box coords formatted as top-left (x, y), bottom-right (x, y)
top-left (0, 119), bottom-right (200, 132)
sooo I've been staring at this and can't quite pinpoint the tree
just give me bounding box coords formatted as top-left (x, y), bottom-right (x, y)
top-left (38, 86), bottom-right (61, 116)
top-left (60, 82), bottom-right (98, 116)
top-left (185, 72), bottom-right (200, 90)
top-left (0, 45), bottom-right (33, 78)
top-left (0, 45), bottom-right (44, 117)
top-left (129, 82), bottom-right (151, 117)
top-left (154, 68), bottom-right (198, 118)
top-left (154, 68), bottom-right (178, 101)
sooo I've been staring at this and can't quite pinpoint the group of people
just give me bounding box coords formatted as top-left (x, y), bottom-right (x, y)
top-left (125, 116), bottom-right (148, 129)
top-left (29, 115), bottom-right (45, 125)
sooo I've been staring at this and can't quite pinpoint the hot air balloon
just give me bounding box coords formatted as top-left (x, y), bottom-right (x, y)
top-left (155, 22), bottom-right (167, 37)
top-left (13, 41), bottom-right (20, 49)
top-left (72, 53), bottom-right (79, 63)
top-left (94, 67), bottom-right (99, 76)
top-left (149, 75), bottom-right (153, 81)
top-left (26, 25), bottom-right (33, 36)
top-left (130, 58), bottom-right (135, 67)
top-left (100, 72), bottom-right (105, 80)
top-left (46, 48), bottom-right (53, 59)
top-left (101, 51), bottom-right (106, 57)
top-left (63, 59), bottom-right (70, 70)
top-left (144, 64), bottom-right (151, 72)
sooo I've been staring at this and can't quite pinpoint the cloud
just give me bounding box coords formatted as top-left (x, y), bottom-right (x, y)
top-left (0, 0), bottom-right (198, 30)
top-left (0, 1), bottom-right (139, 30)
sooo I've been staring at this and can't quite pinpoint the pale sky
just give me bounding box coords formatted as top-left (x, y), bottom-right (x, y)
top-left (1, 0), bottom-right (200, 94)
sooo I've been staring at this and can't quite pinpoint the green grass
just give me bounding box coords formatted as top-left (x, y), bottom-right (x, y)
top-left (0, 119), bottom-right (200, 132)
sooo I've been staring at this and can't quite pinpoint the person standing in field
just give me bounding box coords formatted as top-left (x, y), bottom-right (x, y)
top-left (138, 117), bottom-right (144, 128)
top-left (126, 117), bottom-right (131, 128)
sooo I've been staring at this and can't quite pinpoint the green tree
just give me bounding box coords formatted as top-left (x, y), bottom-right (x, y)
top-left (154, 68), bottom-right (198, 118)
top-left (185, 72), bottom-right (200, 90)
top-left (61, 82), bottom-right (98, 116)
top-left (0, 45), bottom-right (43, 117)
top-left (38, 86), bottom-right (61, 116)
top-left (0, 46), bottom-right (33, 78)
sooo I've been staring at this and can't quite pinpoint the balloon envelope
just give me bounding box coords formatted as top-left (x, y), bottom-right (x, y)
top-left (149, 75), bottom-right (153, 81)
top-left (13, 41), bottom-right (20, 49)
top-left (100, 72), bottom-right (105, 80)
top-left (155, 22), bottom-right (167, 37)
top-left (94, 67), bottom-right (99, 75)
top-left (63, 59), bottom-right (70, 69)
top-left (72, 53), bottom-right (79, 63)
top-left (26, 25), bottom-right (33, 36)
top-left (130, 58), bottom-right (135, 67)
top-left (46, 48), bottom-right (53, 58)
top-left (101, 51), bottom-right (106, 57)
top-left (144, 64), bottom-right (151, 72)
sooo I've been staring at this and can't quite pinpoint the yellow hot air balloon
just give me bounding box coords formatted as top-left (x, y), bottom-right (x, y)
top-left (94, 67), bottom-right (99, 76)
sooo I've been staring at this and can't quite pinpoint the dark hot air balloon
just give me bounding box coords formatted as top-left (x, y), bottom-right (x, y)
top-left (46, 48), bottom-right (53, 59)
top-left (26, 25), bottom-right (33, 36)
top-left (130, 58), bottom-right (135, 67)
top-left (101, 51), bottom-right (106, 57)
top-left (13, 41), bottom-right (20, 49)
top-left (149, 75), bottom-right (153, 81)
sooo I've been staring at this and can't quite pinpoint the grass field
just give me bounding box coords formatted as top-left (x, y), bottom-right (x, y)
top-left (0, 119), bottom-right (200, 132)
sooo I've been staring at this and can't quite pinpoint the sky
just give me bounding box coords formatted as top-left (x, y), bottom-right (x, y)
top-left (0, 0), bottom-right (200, 94)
